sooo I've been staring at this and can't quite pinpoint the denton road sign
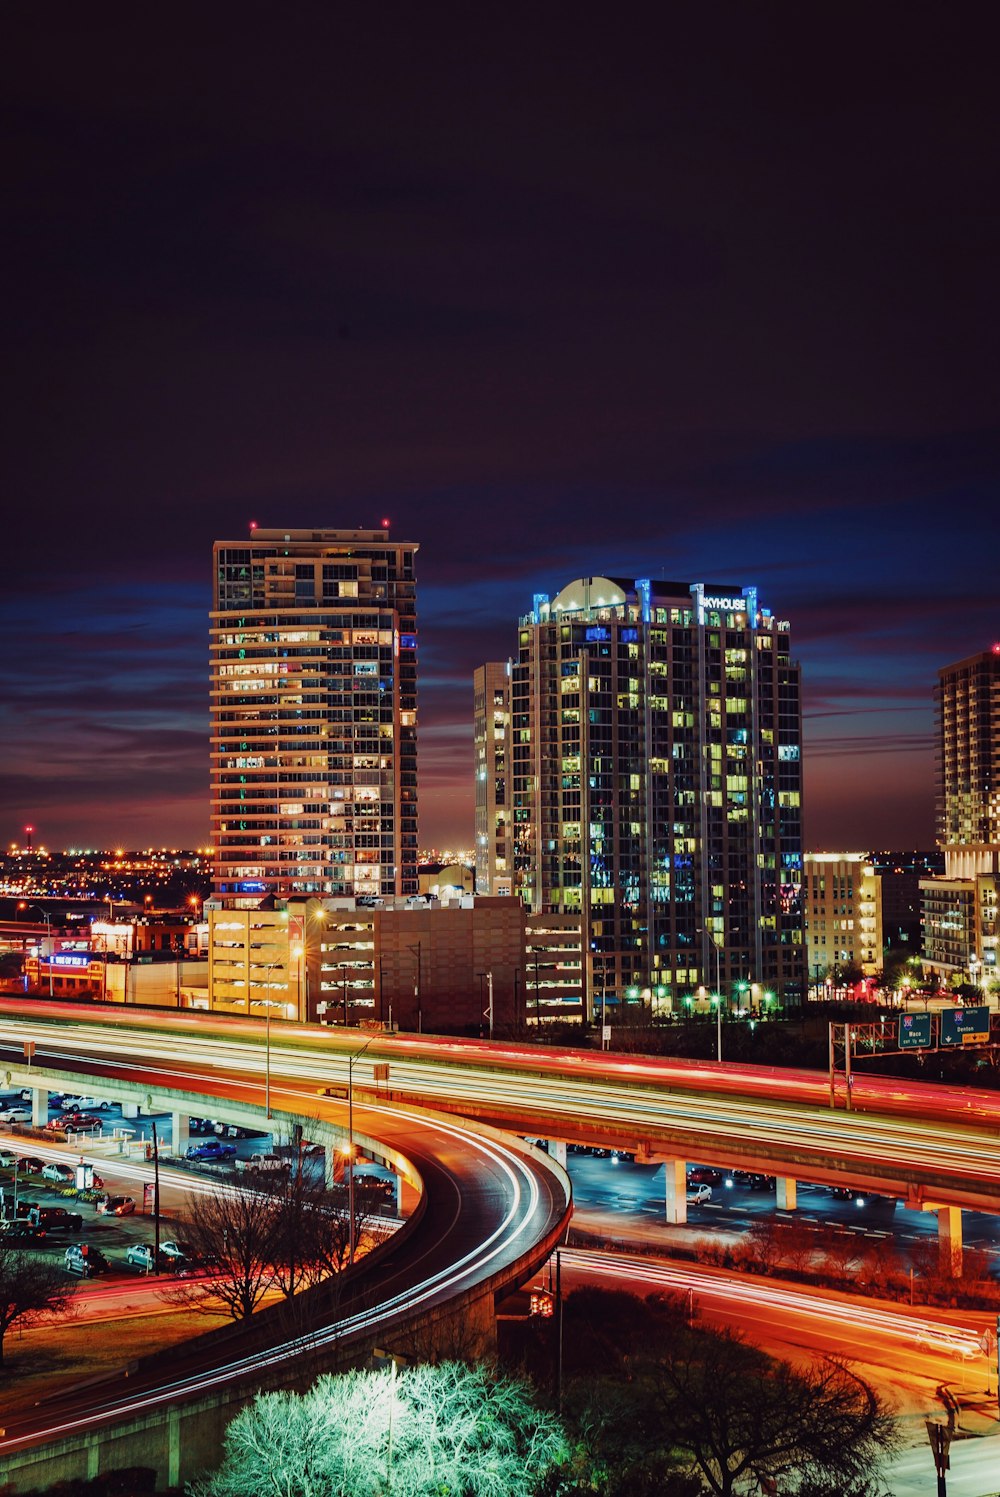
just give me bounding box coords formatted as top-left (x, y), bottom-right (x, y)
top-left (939, 1006), bottom-right (991, 1047)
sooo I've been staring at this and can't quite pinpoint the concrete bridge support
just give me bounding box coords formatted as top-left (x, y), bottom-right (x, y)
top-left (32, 1086), bottom-right (48, 1126)
top-left (546, 1140), bottom-right (567, 1167)
top-left (663, 1159), bottom-right (687, 1225)
top-left (172, 1112), bottom-right (190, 1156)
top-left (775, 1177), bottom-right (797, 1210)
top-left (937, 1205), bottom-right (963, 1278)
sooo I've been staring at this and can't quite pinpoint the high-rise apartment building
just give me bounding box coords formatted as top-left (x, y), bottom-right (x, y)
top-left (210, 527), bottom-right (418, 904)
top-left (473, 661), bottom-right (512, 895)
top-left (803, 853), bottom-right (882, 990)
top-left (920, 644), bottom-right (1000, 987)
top-left (509, 575), bottom-right (805, 1013)
top-left (936, 646), bottom-right (1000, 880)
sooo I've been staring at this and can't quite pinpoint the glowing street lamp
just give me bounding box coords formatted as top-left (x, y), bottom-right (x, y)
top-left (346, 1033), bottom-right (379, 1266)
top-left (31, 906), bottom-right (53, 998)
top-left (250, 960), bottom-right (283, 1117)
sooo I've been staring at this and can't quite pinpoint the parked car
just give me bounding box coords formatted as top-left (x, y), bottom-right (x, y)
top-left (41, 1162), bottom-right (76, 1184)
top-left (97, 1195), bottom-right (135, 1217)
top-left (29, 1206), bottom-right (83, 1232)
top-left (64, 1243), bottom-right (110, 1277)
top-left (829, 1186), bottom-right (855, 1201)
top-left (0, 1148), bottom-right (19, 1169)
top-left (687, 1166), bottom-right (723, 1186)
top-left (20, 1155), bottom-right (44, 1174)
top-left (126, 1242), bottom-right (169, 1272)
top-left (0, 1105), bottom-right (31, 1123)
top-left (160, 1238), bottom-right (197, 1263)
top-left (61, 1113), bottom-right (103, 1133)
top-left (60, 1096), bottom-right (112, 1112)
top-left (1, 1219), bottom-right (44, 1241)
top-left (687, 1184), bottom-right (713, 1204)
top-left (186, 1139), bottom-right (236, 1161)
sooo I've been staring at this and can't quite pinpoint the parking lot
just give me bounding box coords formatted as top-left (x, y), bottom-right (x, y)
top-left (0, 1087), bottom-right (285, 1280)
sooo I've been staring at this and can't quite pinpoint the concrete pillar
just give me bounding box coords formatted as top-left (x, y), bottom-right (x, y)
top-left (546, 1139), bottom-right (567, 1167)
top-left (168, 1405), bottom-right (181, 1488)
top-left (31, 1088), bottom-right (48, 1127)
top-left (172, 1112), bottom-right (190, 1155)
top-left (663, 1159), bottom-right (687, 1225)
top-left (937, 1205), bottom-right (963, 1278)
top-left (395, 1169), bottom-right (404, 1216)
top-left (776, 1177), bottom-right (797, 1210)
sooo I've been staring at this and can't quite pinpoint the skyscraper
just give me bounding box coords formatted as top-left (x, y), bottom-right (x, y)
top-left (509, 575), bottom-right (804, 1012)
top-left (920, 644), bottom-right (999, 987)
top-left (473, 661), bottom-right (513, 896)
top-left (936, 645), bottom-right (1000, 879)
top-left (210, 527), bottom-right (418, 904)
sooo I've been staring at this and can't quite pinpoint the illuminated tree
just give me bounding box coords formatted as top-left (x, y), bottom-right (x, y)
top-left (0, 1240), bottom-right (70, 1365)
top-left (187, 1362), bottom-right (567, 1497)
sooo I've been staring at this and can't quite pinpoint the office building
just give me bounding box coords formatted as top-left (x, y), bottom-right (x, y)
top-left (206, 896), bottom-right (584, 1031)
top-left (803, 853), bottom-right (882, 992)
top-left (473, 661), bottom-right (513, 895)
top-left (508, 575), bottom-right (805, 1014)
top-left (210, 527), bottom-right (419, 904)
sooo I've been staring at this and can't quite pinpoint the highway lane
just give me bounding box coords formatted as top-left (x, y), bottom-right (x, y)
top-left (0, 1067), bottom-right (570, 1454)
top-left (545, 1250), bottom-right (999, 1466)
top-left (2, 1008), bottom-right (999, 1214)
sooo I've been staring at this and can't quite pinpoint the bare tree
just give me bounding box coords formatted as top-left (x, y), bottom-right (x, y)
top-left (0, 1240), bottom-right (71, 1364)
top-left (177, 1180), bottom-right (280, 1320)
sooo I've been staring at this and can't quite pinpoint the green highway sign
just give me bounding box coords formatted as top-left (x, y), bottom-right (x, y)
top-left (940, 1006), bottom-right (991, 1047)
top-left (898, 1012), bottom-right (932, 1049)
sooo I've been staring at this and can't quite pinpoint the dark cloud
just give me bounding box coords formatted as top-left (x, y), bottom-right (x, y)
top-left (1, 7), bottom-right (997, 851)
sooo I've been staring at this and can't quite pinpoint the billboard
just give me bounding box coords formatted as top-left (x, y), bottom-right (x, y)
top-left (898, 1012), bottom-right (932, 1050)
top-left (939, 1006), bottom-right (991, 1047)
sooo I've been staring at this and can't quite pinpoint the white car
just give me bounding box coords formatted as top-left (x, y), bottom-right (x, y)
top-left (60, 1096), bottom-right (112, 1112)
top-left (0, 1106), bottom-right (31, 1123)
top-left (42, 1161), bottom-right (76, 1184)
top-left (687, 1184), bottom-right (713, 1204)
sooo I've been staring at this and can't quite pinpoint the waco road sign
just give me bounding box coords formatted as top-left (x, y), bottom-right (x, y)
top-left (898, 1012), bottom-right (932, 1049)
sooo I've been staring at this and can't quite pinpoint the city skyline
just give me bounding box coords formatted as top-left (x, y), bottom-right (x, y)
top-left (3, 11), bottom-right (997, 853)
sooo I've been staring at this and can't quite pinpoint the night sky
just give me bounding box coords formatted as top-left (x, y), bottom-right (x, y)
top-left (2, 9), bottom-right (997, 854)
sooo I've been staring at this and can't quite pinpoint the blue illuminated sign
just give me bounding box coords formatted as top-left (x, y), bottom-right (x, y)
top-left (50, 953), bottom-right (91, 968)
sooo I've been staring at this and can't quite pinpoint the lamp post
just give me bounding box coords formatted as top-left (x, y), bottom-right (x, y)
top-left (701, 927), bottom-right (723, 1063)
top-left (32, 906), bottom-right (53, 998)
top-left (347, 1033), bottom-right (379, 1266)
top-left (250, 960), bottom-right (282, 1118)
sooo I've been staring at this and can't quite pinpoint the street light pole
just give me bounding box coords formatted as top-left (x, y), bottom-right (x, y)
top-left (250, 960), bottom-right (281, 1118)
top-left (32, 907), bottom-right (53, 998)
top-left (347, 1033), bottom-right (378, 1267)
top-left (700, 927), bottom-right (722, 1063)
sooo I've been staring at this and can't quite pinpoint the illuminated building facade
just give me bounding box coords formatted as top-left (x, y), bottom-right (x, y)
top-left (803, 853), bottom-right (883, 989)
top-left (206, 896), bottom-right (583, 1029)
top-left (510, 576), bottom-right (805, 1013)
top-left (473, 661), bottom-right (513, 895)
top-left (920, 646), bottom-right (1000, 986)
top-left (210, 528), bottom-right (419, 904)
top-left (936, 645), bottom-right (1000, 880)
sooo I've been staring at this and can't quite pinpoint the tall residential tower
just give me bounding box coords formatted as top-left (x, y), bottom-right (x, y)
top-left (510, 575), bottom-right (805, 1012)
top-left (210, 527), bottom-right (418, 904)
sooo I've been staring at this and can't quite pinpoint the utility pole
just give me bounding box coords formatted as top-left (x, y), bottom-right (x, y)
top-left (151, 1119), bottom-right (161, 1273)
